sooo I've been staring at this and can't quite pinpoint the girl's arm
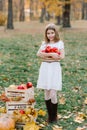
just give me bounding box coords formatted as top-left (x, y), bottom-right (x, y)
top-left (45, 49), bottom-right (65, 61)
top-left (37, 51), bottom-right (53, 58)
top-left (51, 49), bottom-right (65, 60)
top-left (57, 49), bottom-right (65, 60)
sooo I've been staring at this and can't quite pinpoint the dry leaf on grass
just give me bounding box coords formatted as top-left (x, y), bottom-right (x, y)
top-left (84, 97), bottom-right (87, 105)
top-left (38, 109), bottom-right (46, 116)
top-left (53, 125), bottom-right (62, 130)
top-left (39, 123), bottom-right (45, 128)
top-left (74, 112), bottom-right (86, 123)
top-left (59, 97), bottom-right (66, 105)
top-left (63, 113), bottom-right (73, 119)
top-left (57, 114), bottom-right (62, 119)
top-left (73, 86), bottom-right (81, 92)
top-left (76, 126), bottom-right (86, 130)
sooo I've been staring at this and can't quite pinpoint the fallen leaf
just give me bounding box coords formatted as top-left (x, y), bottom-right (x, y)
top-left (53, 125), bottom-right (62, 130)
top-left (73, 86), bottom-right (81, 92)
top-left (57, 114), bottom-right (62, 119)
top-left (84, 97), bottom-right (87, 105)
top-left (76, 126), bottom-right (86, 130)
top-left (39, 124), bottom-right (45, 127)
top-left (59, 97), bottom-right (66, 105)
top-left (38, 109), bottom-right (46, 116)
top-left (74, 112), bottom-right (86, 123)
top-left (63, 113), bottom-right (73, 119)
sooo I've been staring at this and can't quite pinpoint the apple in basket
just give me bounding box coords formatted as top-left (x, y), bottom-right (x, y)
top-left (26, 82), bottom-right (33, 88)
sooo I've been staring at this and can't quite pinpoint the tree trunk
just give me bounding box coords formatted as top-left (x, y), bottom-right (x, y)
top-left (84, 3), bottom-right (87, 20)
top-left (7, 0), bottom-right (14, 29)
top-left (35, 0), bottom-right (38, 16)
top-left (19, 0), bottom-right (25, 21)
top-left (0, 0), bottom-right (3, 11)
top-left (40, 7), bottom-right (46, 23)
top-left (82, 0), bottom-right (85, 19)
top-left (30, 0), bottom-right (34, 20)
top-left (62, 1), bottom-right (71, 27)
top-left (45, 11), bottom-right (50, 21)
top-left (14, 1), bottom-right (19, 21)
top-left (56, 16), bottom-right (61, 25)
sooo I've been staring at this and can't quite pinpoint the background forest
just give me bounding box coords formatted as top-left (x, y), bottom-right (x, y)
top-left (0, 0), bottom-right (87, 29)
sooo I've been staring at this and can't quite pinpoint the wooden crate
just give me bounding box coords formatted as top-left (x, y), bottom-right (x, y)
top-left (15, 122), bottom-right (25, 130)
top-left (6, 101), bottom-right (35, 114)
top-left (5, 87), bottom-right (34, 102)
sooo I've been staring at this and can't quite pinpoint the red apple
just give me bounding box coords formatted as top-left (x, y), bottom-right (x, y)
top-left (45, 46), bottom-right (51, 53)
top-left (52, 47), bottom-right (59, 53)
top-left (26, 82), bottom-right (33, 88)
top-left (19, 109), bottom-right (25, 114)
top-left (17, 85), bottom-right (25, 89)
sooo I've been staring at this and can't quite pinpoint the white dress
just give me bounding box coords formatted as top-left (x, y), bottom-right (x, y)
top-left (37, 40), bottom-right (64, 91)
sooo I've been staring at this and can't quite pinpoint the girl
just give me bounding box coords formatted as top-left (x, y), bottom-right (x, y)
top-left (36, 23), bottom-right (65, 123)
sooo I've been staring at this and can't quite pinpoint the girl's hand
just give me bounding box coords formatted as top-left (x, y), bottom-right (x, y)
top-left (50, 48), bottom-right (65, 60)
top-left (50, 53), bottom-right (60, 60)
top-left (37, 51), bottom-right (52, 58)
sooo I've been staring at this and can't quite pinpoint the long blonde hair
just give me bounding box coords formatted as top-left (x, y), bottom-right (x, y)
top-left (45, 23), bottom-right (60, 43)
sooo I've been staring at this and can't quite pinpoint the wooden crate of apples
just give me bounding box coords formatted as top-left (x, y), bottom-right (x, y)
top-left (5, 82), bottom-right (34, 102)
top-left (4, 82), bottom-right (35, 114)
top-left (0, 82), bottom-right (39, 129)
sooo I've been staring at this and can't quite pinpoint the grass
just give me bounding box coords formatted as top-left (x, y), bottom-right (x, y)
top-left (0, 23), bottom-right (87, 130)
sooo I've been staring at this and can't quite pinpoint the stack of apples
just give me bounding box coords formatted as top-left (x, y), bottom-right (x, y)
top-left (42, 46), bottom-right (61, 55)
top-left (17, 82), bottom-right (33, 90)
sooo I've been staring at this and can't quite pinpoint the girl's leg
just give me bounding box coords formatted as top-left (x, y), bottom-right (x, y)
top-left (44, 89), bottom-right (58, 123)
top-left (44, 89), bottom-right (51, 100)
top-left (50, 89), bottom-right (58, 122)
top-left (50, 89), bottom-right (57, 104)
top-left (44, 90), bottom-right (52, 122)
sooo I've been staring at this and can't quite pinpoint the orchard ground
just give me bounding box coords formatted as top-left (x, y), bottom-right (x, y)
top-left (0, 20), bottom-right (87, 130)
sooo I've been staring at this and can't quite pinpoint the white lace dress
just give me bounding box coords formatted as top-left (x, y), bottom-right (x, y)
top-left (37, 40), bottom-right (64, 91)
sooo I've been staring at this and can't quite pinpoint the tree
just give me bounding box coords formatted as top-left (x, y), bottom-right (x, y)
top-left (85, 2), bottom-right (87, 19)
top-left (81, 0), bottom-right (87, 20)
top-left (0, 0), bottom-right (4, 11)
top-left (29, 0), bottom-right (34, 20)
top-left (7, 0), bottom-right (14, 29)
top-left (40, 2), bottom-right (46, 23)
top-left (19, 0), bottom-right (25, 21)
top-left (62, 0), bottom-right (71, 27)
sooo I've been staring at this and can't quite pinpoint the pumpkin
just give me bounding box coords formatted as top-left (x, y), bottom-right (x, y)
top-left (0, 114), bottom-right (15, 130)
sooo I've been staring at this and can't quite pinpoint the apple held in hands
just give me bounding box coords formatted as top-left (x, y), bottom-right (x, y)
top-left (45, 46), bottom-right (51, 53)
top-left (26, 82), bottom-right (33, 88)
top-left (41, 46), bottom-right (51, 53)
top-left (42, 46), bottom-right (61, 55)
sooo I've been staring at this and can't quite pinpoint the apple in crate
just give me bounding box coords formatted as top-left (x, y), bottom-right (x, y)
top-left (19, 109), bottom-right (25, 114)
top-left (26, 82), bottom-right (33, 88)
top-left (17, 85), bottom-right (26, 90)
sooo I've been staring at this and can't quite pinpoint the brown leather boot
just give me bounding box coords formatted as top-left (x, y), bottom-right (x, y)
top-left (45, 99), bottom-right (52, 123)
top-left (51, 103), bottom-right (58, 122)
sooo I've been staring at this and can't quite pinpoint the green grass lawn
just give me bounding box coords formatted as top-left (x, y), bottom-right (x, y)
top-left (0, 27), bottom-right (87, 130)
